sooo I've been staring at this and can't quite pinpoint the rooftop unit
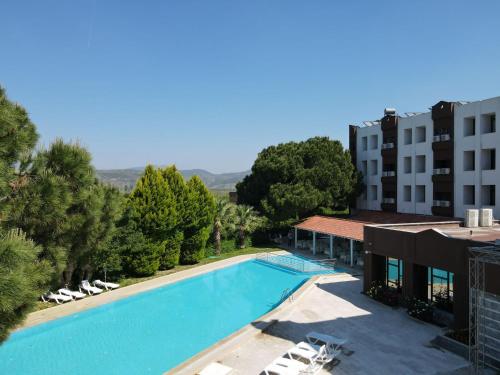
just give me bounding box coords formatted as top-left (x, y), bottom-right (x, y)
top-left (479, 208), bottom-right (493, 227)
top-left (465, 209), bottom-right (479, 228)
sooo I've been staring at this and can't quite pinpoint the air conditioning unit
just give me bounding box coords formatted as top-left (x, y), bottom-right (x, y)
top-left (433, 135), bottom-right (441, 142)
top-left (433, 168), bottom-right (441, 175)
top-left (433, 200), bottom-right (441, 206)
top-left (441, 168), bottom-right (451, 175)
top-left (479, 208), bottom-right (493, 227)
top-left (387, 171), bottom-right (395, 177)
top-left (465, 209), bottom-right (479, 228)
top-left (441, 200), bottom-right (451, 207)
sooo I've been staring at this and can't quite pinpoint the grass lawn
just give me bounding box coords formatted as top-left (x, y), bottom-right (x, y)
top-left (34, 245), bottom-right (279, 312)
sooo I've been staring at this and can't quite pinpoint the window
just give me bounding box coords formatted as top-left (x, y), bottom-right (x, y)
top-left (481, 148), bottom-right (496, 170)
top-left (464, 117), bottom-right (476, 137)
top-left (416, 185), bottom-right (425, 203)
top-left (362, 136), bottom-right (368, 151)
top-left (463, 185), bottom-right (475, 205)
top-left (370, 159), bottom-right (378, 176)
top-left (386, 258), bottom-right (403, 290)
top-left (463, 151), bottom-right (475, 171)
top-left (404, 128), bottom-right (412, 145)
top-left (415, 155), bottom-right (425, 173)
top-left (361, 160), bottom-right (368, 177)
top-left (370, 185), bottom-right (378, 201)
top-left (370, 134), bottom-right (378, 150)
top-left (481, 113), bottom-right (496, 134)
top-left (403, 185), bottom-right (411, 202)
top-left (415, 126), bottom-right (426, 143)
top-left (428, 268), bottom-right (453, 312)
top-left (403, 156), bottom-right (412, 173)
top-left (482, 185), bottom-right (496, 206)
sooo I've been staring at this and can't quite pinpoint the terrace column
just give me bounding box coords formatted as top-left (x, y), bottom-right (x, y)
top-left (350, 239), bottom-right (354, 267)
top-left (294, 227), bottom-right (297, 250)
top-left (312, 231), bottom-right (316, 255)
top-left (329, 235), bottom-right (333, 259)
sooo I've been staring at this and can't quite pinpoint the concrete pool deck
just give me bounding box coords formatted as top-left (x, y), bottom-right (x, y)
top-left (182, 274), bottom-right (469, 375)
top-left (22, 252), bottom-right (279, 329)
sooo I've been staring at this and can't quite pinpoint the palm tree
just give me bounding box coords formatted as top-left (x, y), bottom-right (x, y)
top-left (233, 205), bottom-right (260, 249)
top-left (213, 197), bottom-right (234, 256)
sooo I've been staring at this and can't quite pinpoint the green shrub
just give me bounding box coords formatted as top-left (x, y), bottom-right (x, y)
top-left (406, 297), bottom-right (434, 322)
top-left (159, 231), bottom-right (183, 270)
top-left (366, 281), bottom-right (399, 307)
top-left (123, 240), bottom-right (162, 277)
top-left (180, 228), bottom-right (210, 264)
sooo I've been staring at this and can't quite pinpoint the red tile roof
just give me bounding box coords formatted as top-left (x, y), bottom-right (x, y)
top-left (294, 210), bottom-right (456, 242)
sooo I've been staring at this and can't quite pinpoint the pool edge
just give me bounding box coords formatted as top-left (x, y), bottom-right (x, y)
top-left (167, 274), bottom-right (323, 375)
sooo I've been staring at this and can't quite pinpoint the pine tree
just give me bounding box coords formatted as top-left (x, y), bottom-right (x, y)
top-left (0, 229), bottom-right (52, 343)
top-left (180, 176), bottom-right (215, 264)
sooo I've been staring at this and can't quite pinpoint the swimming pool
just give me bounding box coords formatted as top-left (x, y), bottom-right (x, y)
top-left (0, 260), bottom-right (312, 374)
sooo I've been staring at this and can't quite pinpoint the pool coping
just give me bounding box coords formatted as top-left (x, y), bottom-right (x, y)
top-left (167, 272), bottom-right (348, 374)
top-left (20, 252), bottom-right (285, 330)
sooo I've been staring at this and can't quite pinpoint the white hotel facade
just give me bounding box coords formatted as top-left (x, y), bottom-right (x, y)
top-left (349, 96), bottom-right (500, 219)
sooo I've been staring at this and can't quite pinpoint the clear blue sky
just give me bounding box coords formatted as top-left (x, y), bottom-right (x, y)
top-left (1, 1), bottom-right (499, 172)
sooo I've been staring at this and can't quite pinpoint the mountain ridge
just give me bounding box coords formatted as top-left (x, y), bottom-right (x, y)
top-left (96, 168), bottom-right (249, 192)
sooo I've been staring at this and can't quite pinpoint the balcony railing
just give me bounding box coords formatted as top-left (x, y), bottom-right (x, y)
top-left (381, 142), bottom-right (395, 149)
top-left (382, 171), bottom-right (396, 177)
top-left (433, 134), bottom-right (451, 142)
top-left (433, 168), bottom-right (451, 175)
top-left (433, 200), bottom-right (451, 207)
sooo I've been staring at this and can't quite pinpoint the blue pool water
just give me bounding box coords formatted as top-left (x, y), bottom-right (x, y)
top-left (0, 260), bottom-right (310, 375)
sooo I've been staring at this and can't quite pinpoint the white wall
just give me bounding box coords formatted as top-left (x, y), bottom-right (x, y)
top-left (454, 97), bottom-right (500, 219)
top-left (355, 124), bottom-right (382, 211)
top-left (396, 113), bottom-right (434, 215)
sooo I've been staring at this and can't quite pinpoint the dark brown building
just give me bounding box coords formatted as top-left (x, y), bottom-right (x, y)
top-left (363, 221), bottom-right (500, 329)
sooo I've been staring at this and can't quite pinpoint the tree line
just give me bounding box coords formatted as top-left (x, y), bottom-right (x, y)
top-left (0, 87), bottom-right (258, 343)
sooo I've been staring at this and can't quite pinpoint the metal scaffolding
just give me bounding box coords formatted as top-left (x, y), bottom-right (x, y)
top-left (469, 245), bottom-right (500, 374)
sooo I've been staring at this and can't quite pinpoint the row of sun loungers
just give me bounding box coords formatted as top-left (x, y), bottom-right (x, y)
top-left (41, 280), bottom-right (120, 304)
top-left (264, 331), bottom-right (347, 375)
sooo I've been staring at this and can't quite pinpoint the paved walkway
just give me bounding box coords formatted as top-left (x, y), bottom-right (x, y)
top-left (193, 274), bottom-right (469, 375)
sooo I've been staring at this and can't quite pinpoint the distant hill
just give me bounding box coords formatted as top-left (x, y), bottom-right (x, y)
top-left (96, 168), bottom-right (249, 192)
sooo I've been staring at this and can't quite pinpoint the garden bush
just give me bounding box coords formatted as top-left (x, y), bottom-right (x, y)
top-left (366, 281), bottom-right (399, 307)
top-left (159, 231), bottom-right (183, 270)
top-left (406, 297), bottom-right (434, 322)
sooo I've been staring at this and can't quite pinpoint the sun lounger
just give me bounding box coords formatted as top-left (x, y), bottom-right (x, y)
top-left (93, 279), bottom-right (120, 290)
top-left (79, 280), bottom-right (103, 295)
top-left (41, 292), bottom-right (73, 304)
top-left (306, 331), bottom-right (347, 352)
top-left (58, 288), bottom-right (86, 300)
top-left (198, 362), bottom-right (233, 375)
top-left (295, 341), bottom-right (341, 364)
top-left (264, 357), bottom-right (306, 375)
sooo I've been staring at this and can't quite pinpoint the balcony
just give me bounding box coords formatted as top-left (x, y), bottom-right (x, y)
top-left (381, 116), bottom-right (398, 132)
top-left (432, 134), bottom-right (451, 142)
top-left (432, 137), bottom-right (452, 152)
top-left (432, 168), bottom-right (451, 175)
top-left (381, 170), bottom-right (396, 184)
top-left (381, 147), bottom-right (397, 159)
top-left (432, 201), bottom-right (453, 217)
top-left (381, 198), bottom-right (397, 212)
top-left (382, 171), bottom-right (396, 177)
top-left (381, 142), bottom-right (395, 150)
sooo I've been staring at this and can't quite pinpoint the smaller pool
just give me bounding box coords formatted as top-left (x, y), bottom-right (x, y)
top-left (255, 253), bottom-right (339, 274)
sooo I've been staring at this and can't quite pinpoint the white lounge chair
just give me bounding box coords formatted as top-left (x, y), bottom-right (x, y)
top-left (58, 288), bottom-right (86, 300)
top-left (264, 357), bottom-right (306, 375)
top-left (295, 341), bottom-right (341, 364)
top-left (306, 331), bottom-right (347, 352)
top-left (93, 279), bottom-right (120, 290)
top-left (79, 280), bottom-right (103, 295)
top-left (198, 362), bottom-right (233, 375)
top-left (286, 347), bottom-right (323, 374)
top-left (41, 292), bottom-right (73, 304)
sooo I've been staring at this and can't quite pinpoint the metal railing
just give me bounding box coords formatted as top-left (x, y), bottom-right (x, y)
top-left (256, 253), bottom-right (335, 273)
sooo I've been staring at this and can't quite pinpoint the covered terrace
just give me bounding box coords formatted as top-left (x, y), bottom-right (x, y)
top-left (293, 210), bottom-right (456, 269)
